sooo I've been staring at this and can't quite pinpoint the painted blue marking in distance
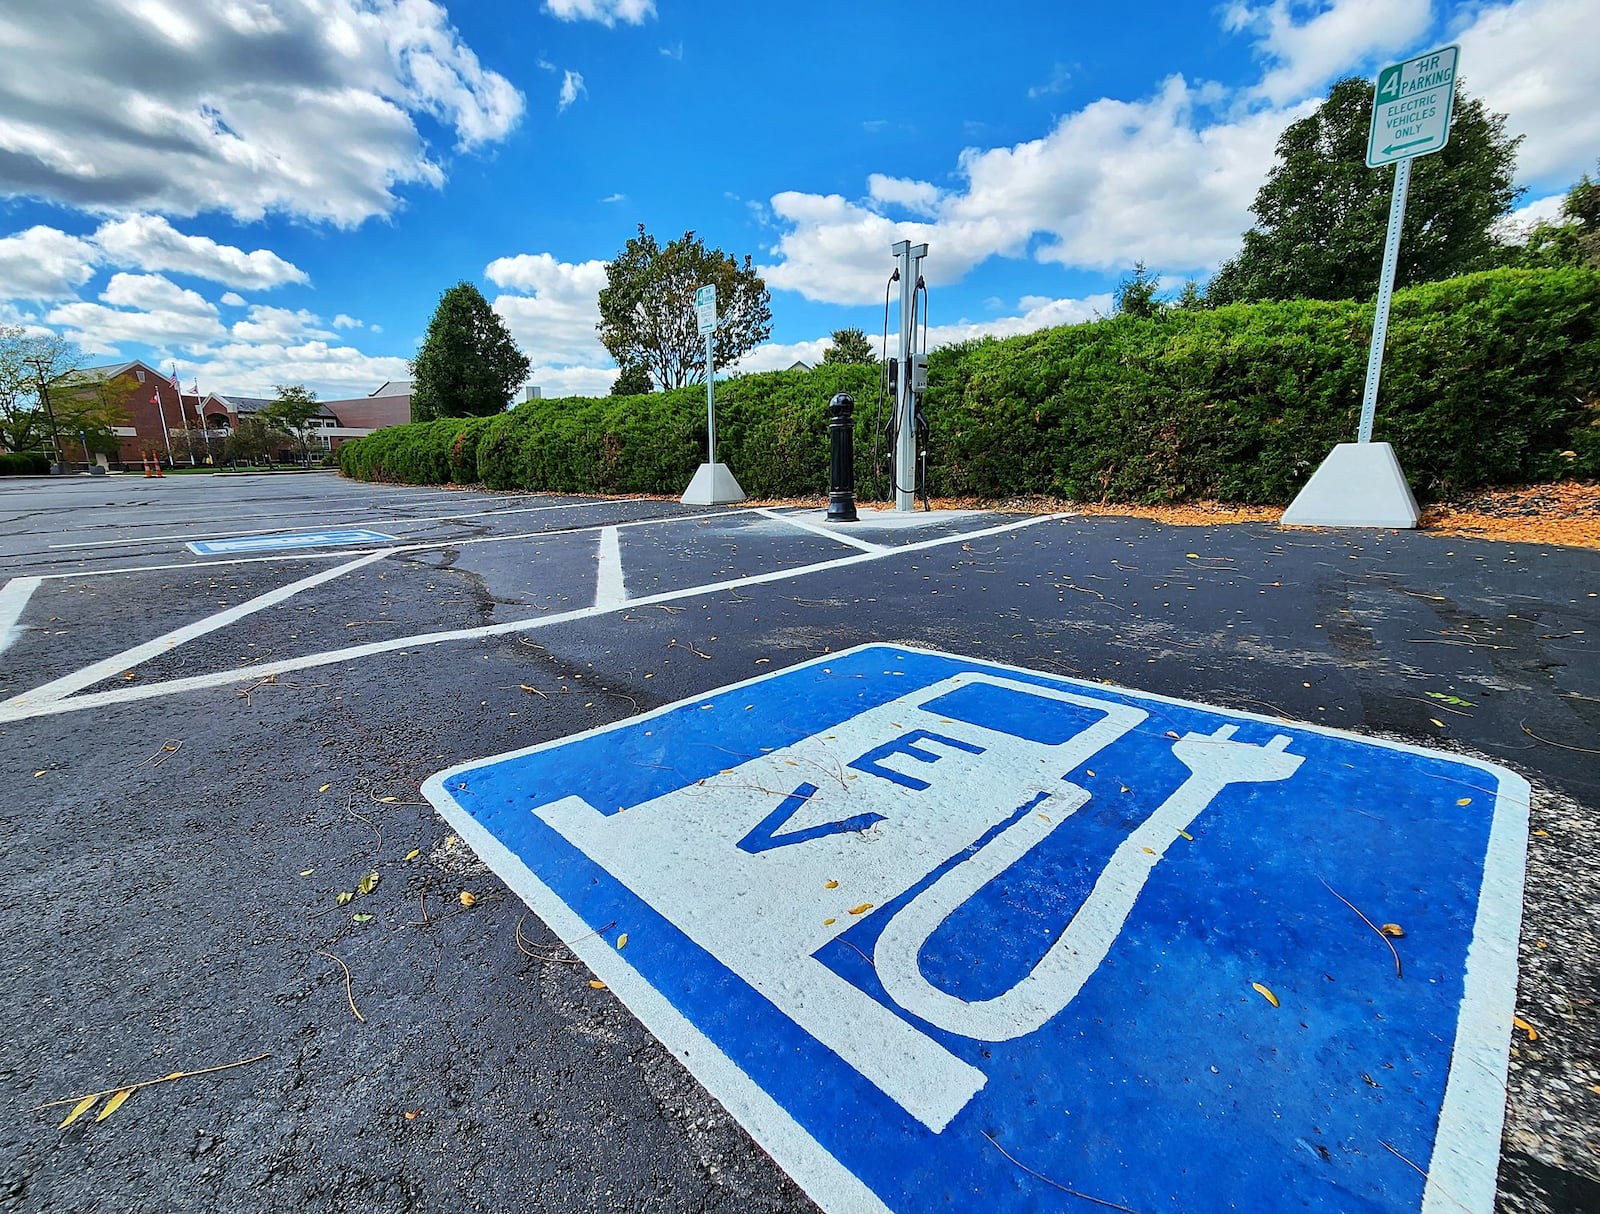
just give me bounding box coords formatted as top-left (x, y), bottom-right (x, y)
top-left (422, 644), bottom-right (1528, 1214)
top-left (186, 528), bottom-right (395, 555)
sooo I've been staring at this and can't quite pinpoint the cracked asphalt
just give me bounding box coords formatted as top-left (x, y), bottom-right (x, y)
top-left (0, 471), bottom-right (1595, 1213)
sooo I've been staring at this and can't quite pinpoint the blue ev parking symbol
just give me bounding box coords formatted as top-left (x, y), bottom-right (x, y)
top-left (425, 645), bottom-right (1526, 1214)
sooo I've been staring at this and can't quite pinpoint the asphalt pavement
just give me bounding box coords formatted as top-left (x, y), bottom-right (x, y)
top-left (0, 471), bottom-right (1594, 1214)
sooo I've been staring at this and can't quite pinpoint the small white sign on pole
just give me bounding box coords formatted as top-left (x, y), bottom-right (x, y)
top-left (695, 284), bottom-right (716, 336)
top-left (1366, 46), bottom-right (1459, 168)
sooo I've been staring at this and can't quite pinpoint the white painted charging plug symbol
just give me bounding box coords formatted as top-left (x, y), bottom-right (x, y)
top-left (875, 724), bottom-right (1304, 1042)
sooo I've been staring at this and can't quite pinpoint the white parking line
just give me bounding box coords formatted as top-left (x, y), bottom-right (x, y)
top-left (595, 527), bottom-right (626, 608)
top-left (0, 577), bottom-right (40, 657)
top-left (48, 498), bottom-right (646, 549)
top-left (29, 506), bottom-right (743, 582)
top-left (0, 514), bottom-right (1066, 724)
top-left (15, 552), bottom-right (387, 709)
top-left (755, 508), bottom-right (887, 553)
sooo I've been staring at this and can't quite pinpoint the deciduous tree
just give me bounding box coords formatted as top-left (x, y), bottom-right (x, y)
top-left (262, 384), bottom-right (323, 464)
top-left (597, 226), bottom-right (772, 389)
top-left (1207, 77), bottom-right (1521, 304)
top-left (822, 327), bottom-right (877, 364)
top-left (610, 363), bottom-right (653, 395)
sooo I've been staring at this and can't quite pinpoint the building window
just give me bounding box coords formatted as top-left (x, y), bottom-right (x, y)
top-left (135, 369), bottom-right (145, 383)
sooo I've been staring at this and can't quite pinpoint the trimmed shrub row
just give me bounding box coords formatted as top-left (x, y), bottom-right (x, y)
top-left (339, 267), bottom-right (1600, 503)
top-left (0, 451), bottom-right (50, 476)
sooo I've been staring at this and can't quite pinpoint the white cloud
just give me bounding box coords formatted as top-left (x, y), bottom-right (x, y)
top-left (191, 340), bottom-right (412, 399)
top-left (92, 215), bottom-right (308, 289)
top-left (1225, 0), bottom-right (1432, 104)
top-left (1455, 0), bottom-right (1600, 184)
top-left (867, 174), bottom-right (942, 218)
top-left (732, 338), bottom-right (834, 375)
top-left (543, 0), bottom-right (656, 26)
top-left (0, 0), bottom-right (523, 226)
top-left (231, 305), bottom-right (335, 344)
top-left (660, 41), bottom-right (684, 61)
top-left (46, 273), bottom-right (225, 354)
top-left (762, 76), bottom-right (1307, 304)
top-left (332, 313), bottom-right (364, 329)
top-left (599, 192), bottom-right (627, 204)
top-left (0, 226), bottom-right (98, 299)
top-left (558, 70), bottom-right (587, 112)
top-left (486, 253), bottom-right (610, 367)
top-left (1493, 191), bottom-right (1569, 242)
top-left (925, 295), bottom-right (1114, 345)
top-left (219, 292), bottom-right (247, 307)
top-left (525, 364), bottom-right (618, 397)
top-left (1028, 64), bottom-right (1073, 100)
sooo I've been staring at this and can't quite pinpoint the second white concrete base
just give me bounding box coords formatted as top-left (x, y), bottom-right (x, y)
top-left (1281, 441), bottom-right (1419, 529)
top-left (681, 462), bottom-right (747, 506)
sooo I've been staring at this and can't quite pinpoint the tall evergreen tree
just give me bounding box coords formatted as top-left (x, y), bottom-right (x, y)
top-left (822, 327), bottom-right (877, 364)
top-left (1208, 77), bottom-right (1521, 305)
top-left (410, 282), bottom-right (530, 422)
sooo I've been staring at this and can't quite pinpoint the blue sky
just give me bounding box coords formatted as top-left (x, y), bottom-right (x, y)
top-left (0, 0), bottom-right (1594, 402)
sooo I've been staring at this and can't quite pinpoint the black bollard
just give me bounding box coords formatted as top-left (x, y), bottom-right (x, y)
top-left (826, 392), bottom-right (858, 522)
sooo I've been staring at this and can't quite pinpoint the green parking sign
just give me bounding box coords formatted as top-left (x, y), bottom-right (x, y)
top-left (1367, 45), bottom-right (1459, 167)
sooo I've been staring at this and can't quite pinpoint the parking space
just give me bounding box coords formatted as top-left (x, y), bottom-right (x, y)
top-left (1, 472), bottom-right (1596, 1214)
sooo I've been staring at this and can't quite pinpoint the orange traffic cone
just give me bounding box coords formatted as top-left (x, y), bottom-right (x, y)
top-left (154, 454), bottom-right (165, 478)
top-left (142, 452), bottom-right (154, 478)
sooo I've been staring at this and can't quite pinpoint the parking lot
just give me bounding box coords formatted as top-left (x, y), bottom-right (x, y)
top-left (1, 471), bottom-right (1596, 1213)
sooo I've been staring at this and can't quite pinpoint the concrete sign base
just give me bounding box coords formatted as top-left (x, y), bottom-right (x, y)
top-left (681, 462), bottom-right (746, 506)
top-left (1281, 441), bottom-right (1419, 529)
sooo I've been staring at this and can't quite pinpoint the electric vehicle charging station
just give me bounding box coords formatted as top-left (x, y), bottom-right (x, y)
top-left (882, 240), bottom-right (930, 512)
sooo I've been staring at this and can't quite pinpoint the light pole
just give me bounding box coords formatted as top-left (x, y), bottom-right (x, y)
top-left (29, 358), bottom-right (64, 474)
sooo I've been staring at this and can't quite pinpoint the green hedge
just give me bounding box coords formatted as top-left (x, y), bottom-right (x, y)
top-left (0, 451), bottom-right (50, 476)
top-left (339, 267), bottom-right (1600, 503)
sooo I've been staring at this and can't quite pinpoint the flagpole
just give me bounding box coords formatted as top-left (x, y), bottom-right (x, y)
top-left (173, 365), bottom-right (197, 464)
top-left (153, 383), bottom-right (175, 467)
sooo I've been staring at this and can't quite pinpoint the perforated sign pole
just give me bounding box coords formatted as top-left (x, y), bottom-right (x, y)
top-left (1358, 44), bottom-right (1458, 444)
top-left (696, 284), bottom-right (717, 464)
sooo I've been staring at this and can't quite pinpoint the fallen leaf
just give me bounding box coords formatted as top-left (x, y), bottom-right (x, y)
top-left (458, 891), bottom-right (477, 907)
top-left (1589, 1085), bottom-right (1600, 1097)
top-left (824, 880), bottom-right (839, 889)
top-left (589, 979), bottom-right (606, 989)
top-left (1177, 829), bottom-right (1193, 841)
top-left (1251, 982), bottom-right (1280, 1008)
top-left (59, 1095), bottom-right (99, 1128)
top-left (1379, 923), bottom-right (1405, 938)
top-left (404, 849), bottom-right (420, 862)
top-left (1430, 719), bottom-right (1446, 728)
top-left (1141, 846), bottom-right (1156, 855)
top-left (299, 869), bottom-right (314, 877)
top-left (847, 903), bottom-right (874, 916)
top-left (1164, 730), bottom-right (1179, 739)
top-left (404, 1110), bottom-right (421, 1121)
top-left (96, 1089), bottom-right (133, 1122)
top-left (335, 891), bottom-right (353, 905)
top-left (822, 918), bottom-right (836, 926)
top-left (33, 770), bottom-right (45, 778)
top-left (1426, 692), bottom-right (1474, 707)
top-left (1512, 1015), bottom-right (1538, 1041)
top-left (616, 933), bottom-right (629, 949)
top-left (357, 871), bottom-right (379, 896)
top-left (352, 913), bottom-right (373, 923)
top-left (318, 783), bottom-right (331, 793)
top-left (1185, 553), bottom-right (1199, 559)
top-left (1456, 798), bottom-right (1472, 806)
top-left (378, 796), bottom-right (398, 804)
top-left (1533, 829), bottom-right (1549, 836)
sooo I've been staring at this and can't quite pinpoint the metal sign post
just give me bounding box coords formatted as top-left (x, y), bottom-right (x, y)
top-left (681, 283), bottom-right (746, 505)
top-left (1281, 45), bottom-right (1459, 531)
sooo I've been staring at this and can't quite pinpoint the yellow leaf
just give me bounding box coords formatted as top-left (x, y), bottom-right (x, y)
top-left (824, 880), bottom-right (839, 889)
top-left (357, 871), bottom-right (379, 895)
top-left (405, 849), bottom-right (420, 862)
top-left (616, 933), bottom-right (629, 950)
top-left (1456, 798), bottom-right (1472, 806)
top-left (33, 770), bottom-right (46, 778)
top-left (404, 1110), bottom-right (421, 1121)
top-left (589, 979), bottom-right (606, 989)
top-left (1185, 553), bottom-right (1199, 559)
top-left (822, 918), bottom-right (836, 926)
top-left (318, 783), bottom-right (331, 793)
top-left (1512, 1015), bottom-right (1538, 1041)
top-left (1430, 719), bottom-right (1445, 728)
top-left (1177, 829), bottom-right (1193, 841)
top-left (59, 1095), bottom-right (99, 1128)
top-left (1251, 982), bottom-right (1280, 1008)
top-left (378, 797), bottom-right (398, 804)
top-left (847, 903), bottom-right (874, 916)
top-left (458, 891), bottom-right (477, 907)
top-left (96, 1089), bottom-right (133, 1121)
top-left (299, 869), bottom-right (314, 877)
top-left (1588, 1085), bottom-right (1600, 1097)
top-left (1379, 923), bottom-right (1405, 938)
top-left (335, 891), bottom-right (353, 905)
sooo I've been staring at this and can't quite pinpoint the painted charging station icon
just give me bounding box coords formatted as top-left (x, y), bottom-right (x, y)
top-left (424, 645), bottom-right (1527, 1214)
